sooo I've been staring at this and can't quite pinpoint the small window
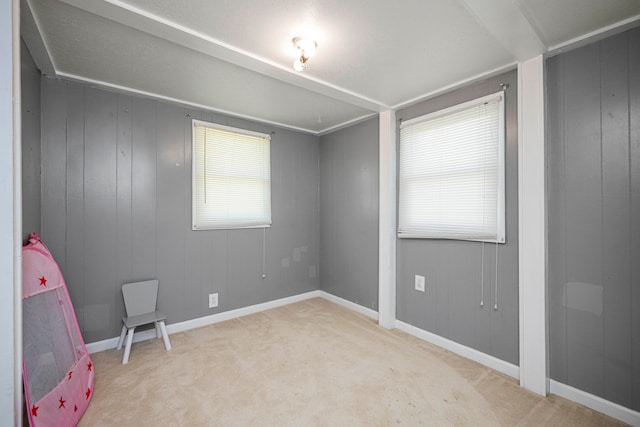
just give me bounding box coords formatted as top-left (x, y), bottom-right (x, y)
top-left (192, 120), bottom-right (271, 230)
top-left (398, 92), bottom-right (505, 243)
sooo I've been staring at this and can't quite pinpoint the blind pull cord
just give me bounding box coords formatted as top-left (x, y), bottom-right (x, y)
top-left (262, 227), bottom-right (267, 279)
top-left (480, 241), bottom-right (485, 307)
top-left (494, 242), bottom-right (499, 311)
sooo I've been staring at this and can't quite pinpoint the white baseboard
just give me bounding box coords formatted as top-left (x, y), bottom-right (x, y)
top-left (86, 290), bottom-right (322, 354)
top-left (166, 290), bottom-right (322, 335)
top-left (86, 290), bottom-right (380, 354)
top-left (393, 319), bottom-right (639, 425)
top-left (317, 291), bottom-right (379, 320)
top-left (395, 320), bottom-right (520, 380)
top-left (550, 380), bottom-right (640, 426)
top-left (84, 290), bottom-right (639, 427)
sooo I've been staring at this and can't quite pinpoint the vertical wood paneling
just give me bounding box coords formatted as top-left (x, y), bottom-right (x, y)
top-left (64, 83), bottom-right (85, 327)
top-left (156, 103), bottom-right (186, 322)
top-left (546, 55), bottom-right (568, 382)
top-left (629, 27), bottom-right (640, 412)
top-left (489, 244), bottom-right (512, 361)
top-left (474, 242), bottom-right (493, 357)
top-left (116, 94), bottom-right (133, 323)
top-left (40, 78), bottom-right (320, 342)
top-left (21, 41), bottom-right (41, 242)
top-left (396, 240), bottom-right (436, 331)
top-left (83, 88), bottom-right (118, 342)
top-left (448, 244), bottom-right (478, 348)
top-left (131, 98), bottom-right (157, 280)
top-left (228, 229), bottom-right (263, 307)
top-left (434, 242), bottom-right (451, 338)
top-left (547, 27), bottom-right (640, 411)
top-left (480, 242), bottom-right (498, 356)
top-left (319, 130), bottom-right (334, 291)
top-left (563, 44), bottom-right (604, 397)
top-left (40, 79), bottom-right (67, 272)
top-left (319, 118), bottom-right (379, 309)
top-left (600, 33), bottom-right (633, 407)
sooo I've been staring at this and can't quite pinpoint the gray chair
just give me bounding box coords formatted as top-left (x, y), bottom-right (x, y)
top-left (116, 279), bottom-right (171, 364)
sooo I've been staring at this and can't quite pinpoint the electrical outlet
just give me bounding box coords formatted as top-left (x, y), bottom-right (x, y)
top-left (415, 275), bottom-right (425, 292)
top-left (208, 293), bottom-right (218, 308)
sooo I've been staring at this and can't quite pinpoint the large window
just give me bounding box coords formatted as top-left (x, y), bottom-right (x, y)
top-left (192, 120), bottom-right (271, 230)
top-left (398, 92), bottom-right (505, 243)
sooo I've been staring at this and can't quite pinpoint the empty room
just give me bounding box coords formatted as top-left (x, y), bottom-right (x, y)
top-left (2, 0), bottom-right (640, 425)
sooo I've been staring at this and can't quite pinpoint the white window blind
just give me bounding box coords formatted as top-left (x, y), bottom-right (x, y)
top-left (192, 120), bottom-right (271, 230)
top-left (398, 91), bottom-right (505, 242)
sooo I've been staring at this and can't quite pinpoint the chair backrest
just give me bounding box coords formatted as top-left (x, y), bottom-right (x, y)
top-left (122, 280), bottom-right (159, 317)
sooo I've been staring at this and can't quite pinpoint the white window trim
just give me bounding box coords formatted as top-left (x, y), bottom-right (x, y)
top-left (191, 119), bottom-right (272, 230)
top-left (398, 91), bottom-right (506, 243)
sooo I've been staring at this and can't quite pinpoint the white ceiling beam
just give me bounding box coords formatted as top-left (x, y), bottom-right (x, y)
top-left (458, 0), bottom-right (546, 62)
top-left (20, 0), bottom-right (56, 76)
top-left (56, 0), bottom-right (386, 112)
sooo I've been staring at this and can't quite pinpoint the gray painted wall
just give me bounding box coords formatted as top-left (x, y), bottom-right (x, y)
top-left (395, 70), bottom-right (519, 365)
top-left (40, 78), bottom-right (320, 343)
top-left (547, 27), bottom-right (640, 411)
top-left (319, 117), bottom-right (379, 310)
top-left (21, 39), bottom-right (40, 243)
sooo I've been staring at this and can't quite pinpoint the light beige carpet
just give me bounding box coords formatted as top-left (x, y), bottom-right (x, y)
top-left (80, 298), bottom-right (626, 426)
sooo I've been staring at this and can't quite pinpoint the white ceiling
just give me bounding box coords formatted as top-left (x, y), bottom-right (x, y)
top-left (22, 0), bottom-right (640, 134)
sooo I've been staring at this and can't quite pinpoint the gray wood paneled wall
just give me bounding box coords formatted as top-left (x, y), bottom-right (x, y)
top-left (40, 78), bottom-right (320, 343)
top-left (21, 40), bottom-right (40, 243)
top-left (395, 70), bottom-right (519, 365)
top-left (319, 117), bottom-right (379, 309)
top-left (547, 27), bottom-right (640, 411)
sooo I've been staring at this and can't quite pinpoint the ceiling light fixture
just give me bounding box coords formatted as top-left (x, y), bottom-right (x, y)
top-left (292, 37), bottom-right (317, 72)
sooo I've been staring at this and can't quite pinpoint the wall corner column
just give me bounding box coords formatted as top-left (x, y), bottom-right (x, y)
top-left (517, 55), bottom-right (548, 396)
top-left (379, 110), bottom-right (397, 329)
top-left (1, 0), bottom-right (22, 424)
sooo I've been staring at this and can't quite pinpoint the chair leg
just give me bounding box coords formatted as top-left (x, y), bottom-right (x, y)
top-left (155, 322), bottom-right (162, 338)
top-left (122, 327), bottom-right (135, 364)
top-left (158, 321), bottom-right (171, 351)
top-left (116, 324), bottom-right (127, 350)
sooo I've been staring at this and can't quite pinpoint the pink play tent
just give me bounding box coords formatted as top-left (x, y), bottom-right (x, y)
top-left (22, 233), bottom-right (94, 427)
